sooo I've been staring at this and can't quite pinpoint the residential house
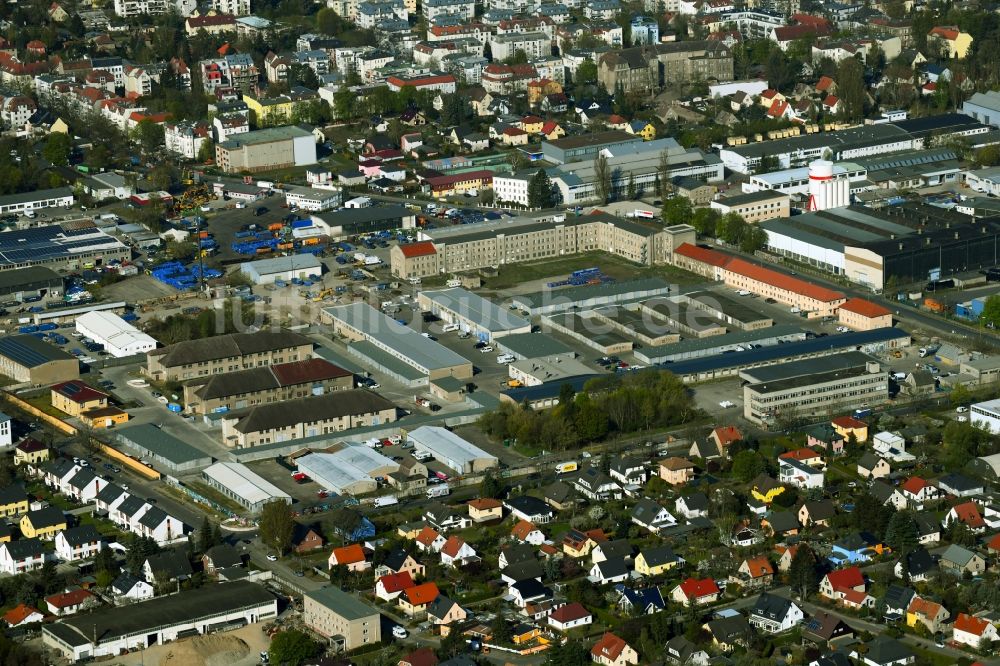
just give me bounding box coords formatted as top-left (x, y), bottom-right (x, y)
top-left (427, 595), bottom-right (466, 625)
top-left (504, 496), bottom-right (554, 524)
top-left (589, 558), bottom-right (630, 585)
top-left (927, 26), bottom-right (972, 59)
top-left (293, 526), bottom-right (325, 554)
top-left (202, 544), bottom-right (242, 575)
top-left (659, 457), bottom-right (695, 485)
top-left (670, 578), bottom-right (720, 607)
top-left (2, 604), bottom-right (43, 627)
top-left (609, 458), bottom-right (647, 486)
top-left (631, 498), bottom-right (677, 534)
top-left (562, 529), bottom-right (599, 558)
top-left (915, 514), bottom-right (940, 545)
top-left (731, 556), bottom-right (774, 589)
top-left (511, 520), bottom-right (545, 545)
top-left (0, 539), bottom-right (47, 574)
top-left (54, 525), bottom-right (104, 562)
top-left (952, 612), bottom-right (1000, 649)
top-left (778, 457), bottom-right (825, 490)
top-left (414, 526), bottom-right (447, 553)
top-left (943, 501), bottom-right (986, 533)
top-left (703, 615), bottom-right (751, 652)
top-left (802, 610), bottom-right (855, 648)
top-left (675, 493), bottom-right (709, 520)
top-left (829, 532), bottom-right (887, 565)
top-left (798, 501), bottom-right (836, 527)
top-left (936, 473), bottom-right (983, 497)
top-left (663, 636), bottom-right (709, 665)
top-left (375, 549), bottom-right (425, 579)
top-left (750, 475), bottom-right (786, 505)
top-left (749, 592), bottom-right (804, 633)
top-left (425, 504), bottom-right (472, 532)
top-left (591, 539), bottom-right (633, 565)
top-left (883, 584), bottom-right (916, 616)
top-left (870, 480), bottom-right (908, 511)
top-left (509, 578), bottom-right (551, 608)
top-left (573, 467), bottom-right (623, 500)
top-left (542, 481), bottom-right (575, 511)
top-left (893, 548), bottom-right (936, 582)
top-left (832, 415), bottom-right (868, 443)
top-left (110, 572), bottom-right (154, 602)
top-left (329, 543), bottom-right (371, 572)
top-left (618, 587), bottom-right (665, 615)
top-left (20, 507), bottom-right (66, 540)
top-left (440, 536), bottom-right (477, 567)
top-left (548, 602), bottom-right (592, 631)
top-left (375, 572), bottom-right (414, 601)
top-left (468, 498), bottom-right (503, 522)
top-left (591, 632), bottom-right (639, 666)
top-left (0, 485), bottom-right (29, 518)
top-left (857, 453), bottom-right (890, 480)
top-left (14, 439), bottom-right (50, 467)
top-left (774, 544), bottom-right (799, 572)
top-left (703, 425), bottom-right (742, 459)
top-left (635, 545), bottom-right (683, 576)
top-left (820, 567), bottom-right (866, 603)
top-left (399, 648), bottom-right (439, 666)
top-left (45, 589), bottom-right (96, 616)
top-left (763, 510), bottom-right (800, 538)
top-left (399, 582), bottom-right (439, 618)
top-left (853, 636), bottom-right (915, 666)
top-left (905, 596), bottom-right (950, 634)
top-left (939, 544), bottom-right (985, 575)
top-left (142, 550), bottom-right (193, 586)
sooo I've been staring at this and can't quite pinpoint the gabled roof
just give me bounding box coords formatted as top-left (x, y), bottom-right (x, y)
top-left (591, 632), bottom-right (629, 661)
top-left (742, 556), bottom-right (774, 578)
top-left (427, 594), bottom-right (460, 619)
top-left (400, 241), bottom-right (437, 259)
top-left (2, 604), bottom-right (41, 626)
top-left (45, 588), bottom-right (93, 609)
top-left (59, 524), bottom-right (102, 547)
top-left (404, 582), bottom-right (439, 606)
top-left (331, 543), bottom-right (367, 565)
top-left (678, 577), bottom-right (719, 599)
top-left (383, 548), bottom-right (415, 572)
top-left (824, 566), bottom-right (864, 591)
top-left (23, 506), bottom-right (65, 530)
top-left (711, 425), bottom-right (742, 445)
top-left (954, 612), bottom-right (991, 636)
top-left (378, 571), bottom-right (414, 593)
top-left (839, 297), bottom-right (891, 318)
top-left (511, 520), bottom-right (539, 541)
top-left (751, 592), bottom-right (796, 620)
top-left (949, 501), bottom-right (985, 528)
top-left (724, 257), bottom-right (844, 303)
top-left (440, 535), bottom-right (470, 558)
top-left (549, 602), bottom-right (591, 623)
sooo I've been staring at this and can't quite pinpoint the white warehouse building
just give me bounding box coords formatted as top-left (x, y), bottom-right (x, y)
top-left (407, 425), bottom-right (497, 475)
top-left (239, 254), bottom-right (322, 285)
top-left (75, 311), bottom-right (157, 358)
top-left (970, 398), bottom-right (1000, 434)
top-left (295, 442), bottom-right (399, 496)
top-left (202, 462), bottom-right (291, 514)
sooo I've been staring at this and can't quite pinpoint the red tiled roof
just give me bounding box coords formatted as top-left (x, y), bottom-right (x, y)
top-left (780, 448), bottom-right (821, 462)
top-left (791, 13), bottom-right (830, 27)
top-left (825, 567), bottom-right (864, 591)
top-left (930, 25), bottom-right (960, 40)
top-left (743, 556), bottom-right (774, 578)
top-left (675, 242), bottom-right (731, 267)
top-left (773, 23), bottom-right (831, 41)
top-left (387, 74), bottom-right (456, 88)
top-left (840, 588), bottom-right (869, 605)
top-left (987, 533), bottom-right (1000, 552)
top-left (901, 477), bottom-right (929, 495)
top-left (955, 612), bottom-right (990, 636)
top-left (404, 582), bottom-right (439, 606)
top-left (511, 520), bottom-right (538, 540)
top-left (767, 100), bottom-right (789, 118)
top-left (52, 380), bottom-right (107, 404)
top-left (331, 543), bottom-right (366, 565)
top-left (950, 501), bottom-right (985, 528)
top-left (2, 604), bottom-right (40, 626)
top-left (823, 94), bottom-right (840, 107)
top-left (591, 632), bottom-right (628, 660)
top-left (16, 438), bottom-right (47, 453)
top-left (271, 358), bottom-right (351, 385)
top-left (415, 526), bottom-right (441, 545)
top-left (678, 577), bottom-right (719, 599)
top-left (401, 647), bottom-right (439, 666)
top-left (550, 602), bottom-right (591, 623)
top-left (468, 498), bottom-right (501, 511)
top-left (839, 298), bottom-right (891, 318)
top-left (441, 535), bottom-right (467, 558)
top-left (400, 241), bottom-right (437, 259)
top-left (378, 571), bottom-right (414, 593)
top-left (724, 257), bottom-right (845, 303)
top-left (816, 76), bottom-right (835, 92)
top-left (45, 589), bottom-right (93, 609)
top-left (832, 415), bottom-right (866, 429)
top-left (712, 425), bottom-right (742, 445)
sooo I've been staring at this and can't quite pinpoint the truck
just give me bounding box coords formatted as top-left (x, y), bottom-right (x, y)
top-left (427, 485), bottom-right (450, 498)
top-left (446, 278), bottom-right (462, 288)
top-left (919, 345), bottom-right (939, 358)
top-left (555, 461), bottom-right (578, 474)
top-left (354, 252), bottom-right (367, 262)
top-left (373, 495), bottom-right (399, 508)
top-left (854, 408), bottom-right (872, 419)
top-left (364, 256), bottom-right (381, 266)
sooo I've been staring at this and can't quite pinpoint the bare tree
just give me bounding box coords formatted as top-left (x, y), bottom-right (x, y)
top-left (594, 153), bottom-right (611, 204)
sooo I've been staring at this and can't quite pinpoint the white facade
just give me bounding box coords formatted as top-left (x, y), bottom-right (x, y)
top-left (493, 173), bottom-right (532, 206)
top-left (0, 411), bottom-right (11, 448)
top-left (964, 166), bottom-right (1000, 196)
top-left (407, 425), bottom-right (498, 474)
top-left (489, 32), bottom-right (550, 61)
top-left (806, 160), bottom-right (850, 211)
top-left (213, 0), bottom-right (250, 14)
top-left (113, 0), bottom-right (168, 15)
top-left (285, 186), bottom-right (343, 211)
top-left (164, 122), bottom-right (209, 160)
top-left (0, 188), bottom-right (74, 215)
top-left (709, 79), bottom-right (770, 99)
top-left (202, 462), bottom-right (292, 513)
top-left (778, 458), bottom-right (824, 489)
top-left (0, 542), bottom-right (48, 575)
top-left (761, 223), bottom-right (845, 274)
top-left (970, 398), bottom-right (1000, 434)
top-left (75, 311), bottom-right (157, 358)
top-left (54, 530), bottom-right (104, 562)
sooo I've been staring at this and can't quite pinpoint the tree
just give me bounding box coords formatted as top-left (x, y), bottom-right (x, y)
top-left (691, 207), bottom-right (720, 236)
top-left (739, 224), bottom-right (768, 253)
top-left (980, 295), bottom-right (1000, 328)
top-left (269, 630), bottom-right (322, 666)
top-left (527, 169), bottom-right (555, 208)
top-left (593, 152), bottom-right (611, 204)
top-left (885, 511), bottom-right (919, 553)
top-left (576, 58), bottom-right (598, 86)
top-left (131, 119), bottom-right (165, 158)
top-left (197, 138), bottom-right (214, 163)
top-left (661, 195), bottom-right (693, 226)
top-left (626, 173), bottom-right (638, 200)
top-left (755, 154), bottom-right (781, 175)
top-left (259, 500), bottom-right (295, 556)
top-left (731, 450), bottom-right (765, 483)
top-left (836, 56), bottom-right (867, 122)
top-left (43, 132), bottom-right (72, 166)
top-left (788, 544), bottom-right (820, 598)
top-left (480, 468), bottom-right (502, 499)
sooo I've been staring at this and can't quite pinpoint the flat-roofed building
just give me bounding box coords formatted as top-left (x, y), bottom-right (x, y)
top-left (668, 291), bottom-right (774, 331)
top-left (512, 277), bottom-right (673, 316)
top-left (239, 255), bottom-right (322, 285)
top-left (322, 302), bottom-right (473, 383)
top-left (416, 288), bottom-right (531, 342)
top-left (710, 190), bottom-right (790, 223)
top-left (304, 586), bottom-right (381, 651)
top-left (0, 188), bottom-right (74, 216)
top-left (116, 424), bottom-right (213, 472)
top-left (295, 442), bottom-right (399, 495)
top-left (541, 130), bottom-right (640, 164)
top-left (202, 461), bottom-right (291, 512)
top-left (508, 356), bottom-right (595, 386)
top-left (42, 581), bottom-right (277, 662)
top-left (183, 358), bottom-right (353, 415)
top-left (219, 390), bottom-right (397, 448)
top-left (75, 311), bottom-right (157, 358)
top-left (0, 335), bottom-right (79, 384)
top-left (0, 224), bottom-right (129, 273)
top-left (0, 266), bottom-right (62, 303)
top-left (407, 425), bottom-right (497, 474)
top-left (542, 311), bottom-right (635, 355)
top-left (145, 330), bottom-right (313, 383)
top-left (495, 332), bottom-right (575, 360)
top-left (742, 352), bottom-right (888, 425)
top-left (215, 125), bottom-right (317, 174)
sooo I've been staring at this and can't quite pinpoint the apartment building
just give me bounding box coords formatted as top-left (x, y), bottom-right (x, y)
top-left (145, 330), bottom-right (313, 383)
top-left (183, 358), bottom-right (353, 415)
top-left (742, 352), bottom-right (888, 425)
top-left (304, 587), bottom-right (381, 651)
top-left (391, 213), bottom-right (696, 278)
top-left (164, 121), bottom-right (210, 159)
top-left (219, 390), bottom-right (397, 448)
top-left (710, 190), bottom-right (790, 223)
top-left (113, 0), bottom-right (168, 16)
top-left (215, 125), bottom-right (317, 174)
top-left (489, 32), bottom-right (550, 60)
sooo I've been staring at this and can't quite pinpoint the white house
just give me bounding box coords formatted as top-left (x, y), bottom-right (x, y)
top-left (164, 121), bottom-right (210, 159)
top-left (45, 589), bottom-right (96, 616)
top-left (0, 411), bottom-right (11, 448)
top-left (631, 498), bottom-right (677, 534)
top-left (675, 493), bottom-right (709, 519)
top-left (589, 559), bottom-right (630, 585)
top-left (778, 458), bottom-right (825, 490)
top-left (54, 526), bottom-right (104, 562)
top-left (111, 573), bottom-right (155, 602)
top-left (952, 613), bottom-right (1000, 649)
top-left (0, 540), bottom-right (48, 575)
top-left (748, 593), bottom-right (804, 633)
top-left (134, 506), bottom-right (186, 545)
top-left (547, 602), bottom-right (593, 632)
top-left (511, 520), bottom-right (546, 545)
top-left (440, 536), bottom-right (477, 567)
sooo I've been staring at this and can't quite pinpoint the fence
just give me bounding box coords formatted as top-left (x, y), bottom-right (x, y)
top-left (1, 391), bottom-right (77, 435)
top-left (98, 442), bottom-right (162, 480)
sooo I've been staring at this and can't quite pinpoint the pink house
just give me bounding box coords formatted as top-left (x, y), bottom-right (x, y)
top-left (358, 158), bottom-right (383, 178)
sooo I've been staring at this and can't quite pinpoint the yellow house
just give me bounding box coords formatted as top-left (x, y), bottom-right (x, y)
top-left (634, 545), bottom-right (682, 576)
top-left (750, 476), bottom-right (785, 504)
top-left (14, 439), bottom-right (50, 466)
top-left (397, 521), bottom-right (425, 540)
top-left (759, 89), bottom-right (786, 110)
top-left (518, 115), bottom-right (544, 135)
top-left (0, 486), bottom-right (29, 518)
top-left (561, 529), bottom-right (598, 558)
top-left (80, 406), bottom-right (130, 429)
top-left (243, 94), bottom-right (295, 126)
top-left (628, 120), bottom-right (656, 141)
top-left (513, 625), bottom-right (541, 644)
top-left (831, 416), bottom-right (868, 444)
top-left (541, 120), bottom-right (566, 141)
top-left (928, 26), bottom-right (973, 59)
top-left (527, 78), bottom-right (562, 106)
top-left (51, 380), bottom-right (108, 417)
top-left (467, 498), bottom-right (503, 523)
top-left (20, 507), bottom-right (67, 540)
top-left (659, 457), bottom-right (695, 486)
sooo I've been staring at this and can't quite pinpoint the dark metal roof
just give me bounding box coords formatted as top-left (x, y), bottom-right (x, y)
top-left (0, 334), bottom-right (76, 368)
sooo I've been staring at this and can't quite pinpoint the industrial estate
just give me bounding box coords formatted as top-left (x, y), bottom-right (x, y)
top-left (4, 0), bottom-right (1000, 665)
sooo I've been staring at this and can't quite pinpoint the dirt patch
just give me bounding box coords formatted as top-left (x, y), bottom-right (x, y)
top-left (159, 634), bottom-right (253, 666)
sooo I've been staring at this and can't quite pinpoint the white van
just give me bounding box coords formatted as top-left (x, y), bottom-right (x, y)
top-left (442, 323), bottom-right (460, 333)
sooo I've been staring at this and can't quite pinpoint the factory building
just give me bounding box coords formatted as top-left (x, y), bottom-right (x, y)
top-left (494, 332), bottom-right (576, 361)
top-left (202, 462), bottom-right (291, 513)
top-left (295, 442), bottom-right (399, 496)
top-left (75, 311), bottom-right (157, 358)
top-left (406, 425), bottom-right (497, 474)
top-left (969, 398), bottom-right (1000, 434)
top-left (511, 277), bottom-right (673, 316)
top-left (239, 255), bottom-right (322, 285)
top-left (805, 160), bottom-right (850, 211)
top-left (0, 267), bottom-right (62, 303)
top-left (0, 224), bottom-right (129, 273)
top-left (313, 206), bottom-right (416, 238)
top-left (215, 125), bottom-right (317, 173)
top-left (508, 356), bottom-right (595, 386)
top-left (416, 288), bottom-right (531, 342)
top-left (322, 302), bottom-right (473, 385)
top-left (0, 335), bottom-right (79, 384)
top-left (115, 424), bottom-right (213, 472)
top-left (741, 352), bottom-right (889, 425)
top-left (0, 188), bottom-right (74, 216)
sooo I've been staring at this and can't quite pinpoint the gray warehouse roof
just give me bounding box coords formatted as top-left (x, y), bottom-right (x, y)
top-left (325, 302), bottom-right (470, 373)
top-left (241, 254), bottom-right (321, 277)
top-left (421, 287), bottom-right (530, 333)
top-left (513, 277), bottom-right (672, 310)
top-left (0, 224), bottom-right (126, 267)
top-left (0, 266), bottom-right (62, 291)
top-left (116, 424), bottom-right (213, 466)
top-left (497, 332), bottom-right (575, 358)
top-left (408, 425), bottom-right (496, 467)
top-left (740, 350), bottom-right (875, 384)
